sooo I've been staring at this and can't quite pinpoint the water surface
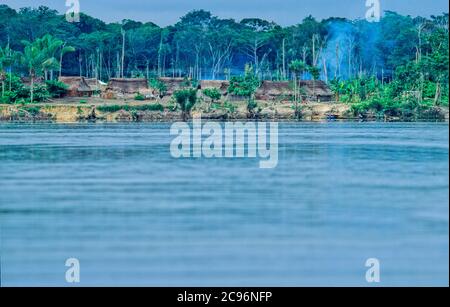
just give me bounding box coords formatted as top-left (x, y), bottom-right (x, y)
top-left (0, 122), bottom-right (448, 286)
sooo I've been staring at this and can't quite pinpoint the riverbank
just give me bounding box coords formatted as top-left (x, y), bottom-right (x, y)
top-left (0, 97), bottom-right (448, 123)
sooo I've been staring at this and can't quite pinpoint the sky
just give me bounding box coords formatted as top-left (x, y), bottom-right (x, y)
top-left (3, 0), bottom-right (449, 26)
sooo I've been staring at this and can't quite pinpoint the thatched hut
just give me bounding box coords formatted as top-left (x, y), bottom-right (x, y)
top-left (106, 78), bottom-right (148, 94)
top-left (158, 77), bottom-right (190, 95)
top-left (255, 80), bottom-right (333, 102)
top-left (300, 80), bottom-right (333, 102)
top-left (58, 76), bottom-right (93, 97)
top-left (255, 81), bottom-right (293, 101)
top-left (85, 78), bottom-right (107, 93)
top-left (199, 80), bottom-right (230, 95)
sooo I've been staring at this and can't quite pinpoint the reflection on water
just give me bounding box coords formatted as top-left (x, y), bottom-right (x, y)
top-left (0, 122), bottom-right (448, 286)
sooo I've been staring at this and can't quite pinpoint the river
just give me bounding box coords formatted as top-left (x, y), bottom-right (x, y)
top-left (0, 122), bottom-right (448, 286)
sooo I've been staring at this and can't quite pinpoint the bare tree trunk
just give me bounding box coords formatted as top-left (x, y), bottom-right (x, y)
top-left (417, 23), bottom-right (425, 63)
top-left (282, 38), bottom-right (286, 80)
top-left (335, 42), bottom-right (340, 78)
top-left (116, 52), bottom-right (120, 78)
top-left (434, 81), bottom-right (441, 106)
top-left (322, 58), bottom-right (328, 83)
top-left (158, 32), bottom-right (163, 77)
top-left (9, 69), bottom-right (12, 91)
top-left (30, 71), bottom-right (34, 103)
top-left (59, 42), bottom-right (66, 78)
top-left (121, 29), bottom-right (126, 78)
top-left (302, 45), bottom-right (307, 64)
top-left (348, 38), bottom-right (354, 79)
top-left (79, 51), bottom-right (82, 77)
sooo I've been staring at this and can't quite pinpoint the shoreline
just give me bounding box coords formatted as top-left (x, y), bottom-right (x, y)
top-left (0, 98), bottom-right (448, 123)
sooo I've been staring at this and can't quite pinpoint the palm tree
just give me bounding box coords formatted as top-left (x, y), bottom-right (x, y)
top-left (0, 46), bottom-right (7, 98)
top-left (0, 44), bottom-right (19, 97)
top-left (21, 38), bottom-right (52, 103)
top-left (38, 34), bottom-right (69, 80)
top-left (21, 35), bottom-right (75, 102)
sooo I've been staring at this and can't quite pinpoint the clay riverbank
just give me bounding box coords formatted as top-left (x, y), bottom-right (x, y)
top-left (0, 97), bottom-right (448, 123)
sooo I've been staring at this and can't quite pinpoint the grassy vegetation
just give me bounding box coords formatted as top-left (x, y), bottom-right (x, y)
top-left (330, 73), bottom-right (448, 120)
top-left (134, 93), bottom-right (145, 101)
top-left (97, 103), bottom-right (164, 113)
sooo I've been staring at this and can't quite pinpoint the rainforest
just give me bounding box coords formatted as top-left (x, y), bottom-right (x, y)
top-left (0, 4), bottom-right (448, 121)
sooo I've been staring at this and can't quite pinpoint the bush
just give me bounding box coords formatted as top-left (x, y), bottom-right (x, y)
top-left (97, 104), bottom-right (164, 113)
top-left (134, 104), bottom-right (164, 112)
top-left (134, 93), bottom-right (145, 101)
top-left (173, 88), bottom-right (198, 121)
top-left (45, 80), bottom-right (68, 98)
top-left (0, 74), bottom-right (25, 104)
top-left (149, 78), bottom-right (167, 98)
top-left (247, 99), bottom-right (258, 112)
top-left (223, 101), bottom-right (236, 113)
top-left (202, 88), bottom-right (221, 103)
top-left (0, 91), bottom-right (14, 104)
top-left (28, 84), bottom-right (50, 102)
top-left (97, 105), bottom-right (123, 113)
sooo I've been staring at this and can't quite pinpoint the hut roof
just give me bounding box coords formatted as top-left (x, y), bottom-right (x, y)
top-left (256, 81), bottom-right (293, 97)
top-left (59, 76), bottom-right (92, 92)
top-left (107, 78), bottom-right (148, 94)
top-left (158, 77), bottom-right (190, 95)
top-left (254, 80), bottom-right (333, 101)
top-left (299, 80), bottom-right (333, 97)
top-left (85, 78), bottom-right (103, 91)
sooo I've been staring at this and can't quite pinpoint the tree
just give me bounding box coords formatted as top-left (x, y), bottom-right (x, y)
top-left (0, 41), bottom-right (21, 96)
top-left (228, 64), bottom-right (261, 117)
top-left (202, 87), bottom-right (221, 110)
top-left (308, 65), bottom-right (321, 100)
top-left (289, 60), bottom-right (306, 117)
top-left (173, 88), bottom-right (198, 121)
top-left (0, 46), bottom-right (6, 97)
top-left (149, 78), bottom-right (167, 99)
top-left (20, 35), bottom-right (63, 102)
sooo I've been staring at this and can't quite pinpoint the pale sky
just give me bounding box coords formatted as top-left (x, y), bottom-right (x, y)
top-left (3, 0), bottom-right (449, 25)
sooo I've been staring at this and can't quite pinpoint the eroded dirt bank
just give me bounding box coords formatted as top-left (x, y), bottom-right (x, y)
top-left (0, 97), bottom-right (448, 122)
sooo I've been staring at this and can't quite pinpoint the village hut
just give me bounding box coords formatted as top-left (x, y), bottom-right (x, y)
top-left (158, 77), bottom-right (190, 95)
top-left (255, 81), bottom-right (293, 101)
top-left (299, 80), bottom-right (334, 102)
top-left (58, 76), bottom-right (93, 97)
top-left (106, 78), bottom-right (148, 94)
top-left (85, 78), bottom-right (107, 93)
top-left (199, 80), bottom-right (230, 95)
top-left (255, 80), bottom-right (333, 102)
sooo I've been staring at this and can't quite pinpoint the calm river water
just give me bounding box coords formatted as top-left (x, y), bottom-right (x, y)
top-left (0, 122), bottom-right (448, 286)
